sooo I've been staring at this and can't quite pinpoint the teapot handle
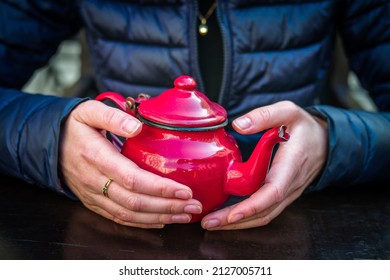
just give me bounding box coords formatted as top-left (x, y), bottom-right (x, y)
top-left (95, 91), bottom-right (136, 117)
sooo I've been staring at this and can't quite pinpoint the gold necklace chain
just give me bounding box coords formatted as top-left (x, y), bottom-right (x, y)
top-left (198, 2), bottom-right (217, 36)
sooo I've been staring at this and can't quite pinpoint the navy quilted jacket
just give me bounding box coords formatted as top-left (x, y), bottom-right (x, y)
top-left (0, 0), bottom-right (389, 198)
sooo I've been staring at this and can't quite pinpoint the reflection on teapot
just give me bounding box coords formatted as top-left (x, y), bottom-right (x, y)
top-left (96, 76), bottom-right (289, 221)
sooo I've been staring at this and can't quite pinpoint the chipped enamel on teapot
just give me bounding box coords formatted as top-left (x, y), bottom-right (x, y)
top-left (96, 76), bottom-right (289, 222)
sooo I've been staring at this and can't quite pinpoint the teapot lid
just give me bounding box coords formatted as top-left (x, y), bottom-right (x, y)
top-left (137, 76), bottom-right (227, 129)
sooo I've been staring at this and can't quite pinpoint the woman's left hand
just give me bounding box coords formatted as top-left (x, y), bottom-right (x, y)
top-left (201, 101), bottom-right (328, 230)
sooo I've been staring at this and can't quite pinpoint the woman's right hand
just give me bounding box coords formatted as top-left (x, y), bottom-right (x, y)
top-left (59, 100), bottom-right (202, 228)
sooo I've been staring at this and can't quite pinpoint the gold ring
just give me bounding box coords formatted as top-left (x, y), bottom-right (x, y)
top-left (103, 179), bottom-right (113, 198)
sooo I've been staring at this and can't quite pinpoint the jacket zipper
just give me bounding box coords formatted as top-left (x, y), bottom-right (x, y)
top-left (192, 0), bottom-right (229, 106)
top-left (191, 0), bottom-right (205, 92)
top-left (215, 0), bottom-right (231, 107)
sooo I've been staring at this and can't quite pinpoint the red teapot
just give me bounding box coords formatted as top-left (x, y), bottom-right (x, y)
top-left (96, 76), bottom-right (289, 222)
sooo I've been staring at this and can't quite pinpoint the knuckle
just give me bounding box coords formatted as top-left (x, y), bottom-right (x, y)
top-left (247, 204), bottom-right (259, 217)
top-left (121, 171), bottom-right (138, 191)
top-left (168, 202), bottom-right (179, 214)
top-left (280, 100), bottom-right (300, 116)
top-left (102, 107), bottom-right (120, 126)
top-left (272, 182), bottom-right (285, 203)
top-left (159, 183), bottom-right (171, 198)
top-left (110, 215), bottom-right (124, 225)
top-left (158, 214), bottom-right (171, 224)
top-left (258, 215), bottom-right (272, 226)
top-left (125, 194), bottom-right (142, 212)
top-left (253, 107), bottom-right (272, 123)
top-left (152, 176), bottom-right (171, 197)
top-left (115, 208), bottom-right (134, 223)
top-left (112, 217), bottom-right (128, 226)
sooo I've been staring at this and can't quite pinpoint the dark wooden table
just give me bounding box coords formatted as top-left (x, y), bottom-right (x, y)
top-left (0, 175), bottom-right (389, 260)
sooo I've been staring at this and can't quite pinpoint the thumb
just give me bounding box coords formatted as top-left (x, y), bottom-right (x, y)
top-left (232, 101), bottom-right (298, 134)
top-left (72, 100), bottom-right (142, 138)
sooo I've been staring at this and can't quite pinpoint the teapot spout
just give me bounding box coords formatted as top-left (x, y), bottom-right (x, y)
top-left (224, 126), bottom-right (290, 196)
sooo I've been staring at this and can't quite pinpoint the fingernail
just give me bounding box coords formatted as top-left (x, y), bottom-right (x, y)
top-left (229, 214), bottom-right (244, 223)
top-left (233, 117), bottom-right (252, 130)
top-left (203, 219), bottom-right (220, 229)
top-left (121, 118), bottom-right (141, 135)
top-left (175, 189), bottom-right (192, 199)
top-left (184, 204), bottom-right (202, 214)
top-left (172, 214), bottom-right (191, 223)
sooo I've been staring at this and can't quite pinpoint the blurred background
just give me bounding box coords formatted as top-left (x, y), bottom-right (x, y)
top-left (23, 32), bottom-right (97, 99)
top-left (22, 33), bottom-right (378, 112)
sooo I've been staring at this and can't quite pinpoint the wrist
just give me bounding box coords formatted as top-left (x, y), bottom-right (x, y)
top-left (305, 108), bottom-right (328, 130)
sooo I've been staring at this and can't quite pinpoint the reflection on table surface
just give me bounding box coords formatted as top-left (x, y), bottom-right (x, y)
top-left (0, 175), bottom-right (389, 259)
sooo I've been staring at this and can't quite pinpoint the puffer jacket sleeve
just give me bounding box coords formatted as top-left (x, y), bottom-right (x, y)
top-left (0, 0), bottom-right (86, 197)
top-left (0, 90), bottom-right (87, 197)
top-left (308, 0), bottom-right (390, 191)
top-left (308, 107), bottom-right (390, 191)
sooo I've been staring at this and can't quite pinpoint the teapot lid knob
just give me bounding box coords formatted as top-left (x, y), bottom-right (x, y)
top-left (174, 76), bottom-right (197, 90)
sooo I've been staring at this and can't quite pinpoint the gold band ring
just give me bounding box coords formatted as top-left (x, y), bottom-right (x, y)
top-left (103, 179), bottom-right (113, 198)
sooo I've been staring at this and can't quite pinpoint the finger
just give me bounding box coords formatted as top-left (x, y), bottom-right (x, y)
top-left (72, 100), bottom-right (142, 138)
top-left (101, 179), bottom-right (202, 215)
top-left (232, 100), bottom-right (302, 134)
top-left (222, 144), bottom-right (304, 222)
top-left (219, 186), bottom-right (303, 230)
top-left (91, 195), bottom-right (193, 226)
top-left (89, 205), bottom-right (165, 229)
top-left (201, 183), bottom-right (280, 229)
top-left (84, 139), bottom-right (195, 200)
top-left (203, 186), bottom-right (303, 230)
top-left (201, 146), bottom-right (302, 230)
